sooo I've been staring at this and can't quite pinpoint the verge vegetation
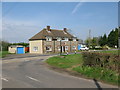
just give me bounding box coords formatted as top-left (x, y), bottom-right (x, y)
top-left (46, 50), bottom-right (119, 85)
top-left (0, 51), bottom-right (9, 58)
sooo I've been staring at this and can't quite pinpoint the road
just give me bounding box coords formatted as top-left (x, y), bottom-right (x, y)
top-left (1, 54), bottom-right (118, 88)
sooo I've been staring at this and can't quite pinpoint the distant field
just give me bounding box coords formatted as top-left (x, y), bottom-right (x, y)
top-left (0, 51), bottom-right (9, 58)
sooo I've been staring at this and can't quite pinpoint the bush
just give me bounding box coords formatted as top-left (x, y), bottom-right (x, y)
top-left (82, 52), bottom-right (119, 73)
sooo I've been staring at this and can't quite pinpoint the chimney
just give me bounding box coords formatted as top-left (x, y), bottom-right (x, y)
top-left (47, 26), bottom-right (50, 31)
top-left (63, 28), bottom-right (67, 32)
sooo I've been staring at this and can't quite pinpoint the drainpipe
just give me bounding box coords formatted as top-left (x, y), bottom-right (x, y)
top-left (60, 40), bottom-right (62, 55)
top-left (54, 40), bottom-right (55, 53)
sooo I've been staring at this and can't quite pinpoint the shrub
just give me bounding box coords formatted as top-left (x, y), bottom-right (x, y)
top-left (82, 52), bottom-right (119, 72)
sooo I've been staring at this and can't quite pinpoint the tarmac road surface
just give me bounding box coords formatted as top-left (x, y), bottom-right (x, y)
top-left (1, 54), bottom-right (118, 88)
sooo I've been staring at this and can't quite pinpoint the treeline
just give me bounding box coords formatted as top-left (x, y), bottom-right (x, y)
top-left (10, 42), bottom-right (29, 47)
top-left (0, 41), bottom-right (29, 51)
top-left (85, 27), bottom-right (119, 48)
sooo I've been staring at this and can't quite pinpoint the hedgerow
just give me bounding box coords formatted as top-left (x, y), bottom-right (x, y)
top-left (82, 52), bottom-right (120, 73)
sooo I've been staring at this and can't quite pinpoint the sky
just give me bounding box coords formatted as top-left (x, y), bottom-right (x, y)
top-left (2, 2), bottom-right (118, 43)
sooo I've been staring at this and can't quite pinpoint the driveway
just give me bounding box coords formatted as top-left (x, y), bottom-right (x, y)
top-left (1, 54), bottom-right (118, 88)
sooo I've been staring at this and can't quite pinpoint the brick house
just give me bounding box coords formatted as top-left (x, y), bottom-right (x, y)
top-left (29, 26), bottom-right (78, 54)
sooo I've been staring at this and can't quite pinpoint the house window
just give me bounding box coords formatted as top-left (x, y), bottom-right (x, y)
top-left (73, 38), bottom-right (76, 41)
top-left (46, 37), bottom-right (52, 41)
top-left (57, 37), bottom-right (61, 41)
top-left (63, 38), bottom-right (68, 41)
top-left (65, 46), bottom-right (68, 51)
top-left (57, 46), bottom-right (61, 51)
top-left (46, 46), bottom-right (52, 51)
top-left (72, 46), bottom-right (76, 50)
top-left (33, 46), bottom-right (38, 51)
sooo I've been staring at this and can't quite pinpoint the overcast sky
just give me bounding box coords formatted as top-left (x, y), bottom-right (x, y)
top-left (2, 2), bottom-right (118, 43)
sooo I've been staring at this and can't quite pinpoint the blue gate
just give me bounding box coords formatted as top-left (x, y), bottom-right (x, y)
top-left (17, 47), bottom-right (24, 54)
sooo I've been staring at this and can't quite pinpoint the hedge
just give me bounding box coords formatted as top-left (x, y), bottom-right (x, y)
top-left (82, 52), bottom-right (120, 73)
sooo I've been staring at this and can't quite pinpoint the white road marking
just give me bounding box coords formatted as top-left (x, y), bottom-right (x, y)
top-left (26, 76), bottom-right (41, 82)
top-left (24, 60), bottom-right (30, 62)
top-left (1, 78), bottom-right (8, 82)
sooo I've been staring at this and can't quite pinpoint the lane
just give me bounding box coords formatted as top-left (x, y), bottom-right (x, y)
top-left (2, 55), bottom-right (118, 88)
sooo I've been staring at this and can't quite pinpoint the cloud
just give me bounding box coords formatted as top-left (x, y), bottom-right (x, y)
top-left (2, 19), bottom-right (41, 43)
top-left (71, 2), bottom-right (83, 14)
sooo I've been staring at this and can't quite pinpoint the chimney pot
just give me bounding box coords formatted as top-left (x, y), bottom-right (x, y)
top-left (64, 28), bottom-right (67, 32)
top-left (47, 26), bottom-right (50, 31)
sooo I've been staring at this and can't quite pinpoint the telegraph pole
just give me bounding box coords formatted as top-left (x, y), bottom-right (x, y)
top-left (88, 29), bottom-right (91, 47)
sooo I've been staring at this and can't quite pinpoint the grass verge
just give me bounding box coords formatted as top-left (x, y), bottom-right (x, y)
top-left (46, 53), bottom-right (119, 85)
top-left (46, 54), bottom-right (83, 69)
top-left (0, 51), bottom-right (9, 58)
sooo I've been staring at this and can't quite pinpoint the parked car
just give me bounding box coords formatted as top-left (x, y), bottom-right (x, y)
top-left (80, 47), bottom-right (89, 50)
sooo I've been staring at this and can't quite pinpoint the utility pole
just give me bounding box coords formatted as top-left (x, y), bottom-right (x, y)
top-left (88, 29), bottom-right (91, 47)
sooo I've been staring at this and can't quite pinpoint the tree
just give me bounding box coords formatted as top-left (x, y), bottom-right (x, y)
top-left (10, 42), bottom-right (29, 47)
top-left (91, 37), bottom-right (97, 48)
top-left (108, 28), bottom-right (118, 47)
top-left (0, 40), bottom-right (10, 51)
top-left (99, 35), bottom-right (107, 46)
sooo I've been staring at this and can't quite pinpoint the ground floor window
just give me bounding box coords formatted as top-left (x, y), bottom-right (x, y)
top-left (33, 46), bottom-right (38, 51)
top-left (57, 46), bottom-right (61, 51)
top-left (46, 46), bottom-right (52, 51)
top-left (72, 46), bottom-right (76, 50)
top-left (65, 46), bottom-right (68, 51)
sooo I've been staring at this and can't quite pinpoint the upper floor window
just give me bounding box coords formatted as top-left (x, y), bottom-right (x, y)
top-left (63, 38), bottom-right (68, 41)
top-left (73, 38), bottom-right (76, 41)
top-left (57, 37), bottom-right (61, 41)
top-left (46, 37), bottom-right (52, 41)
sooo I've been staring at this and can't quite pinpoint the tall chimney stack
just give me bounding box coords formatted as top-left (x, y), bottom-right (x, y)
top-left (47, 26), bottom-right (50, 31)
top-left (63, 28), bottom-right (67, 32)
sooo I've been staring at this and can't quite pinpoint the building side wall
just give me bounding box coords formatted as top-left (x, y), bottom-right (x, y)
top-left (29, 40), bottom-right (43, 54)
top-left (8, 47), bottom-right (16, 53)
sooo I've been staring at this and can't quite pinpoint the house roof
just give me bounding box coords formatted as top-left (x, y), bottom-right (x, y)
top-left (29, 28), bottom-right (76, 40)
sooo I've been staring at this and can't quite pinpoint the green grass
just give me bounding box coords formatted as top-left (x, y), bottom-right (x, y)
top-left (46, 53), bottom-right (119, 85)
top-left (46, 54), bottom-right (83, 69)
top-left (98, 50), bottom-right (119, 55)
top-left (0, 51), bottom-right (9, 58)
top-left (73, 66), bottom-right (119, 85)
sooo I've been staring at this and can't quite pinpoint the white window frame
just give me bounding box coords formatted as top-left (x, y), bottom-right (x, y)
top-left (46, 46), bottom-right (52, 51)
top-left (73, 38), bottom-right (76, 41)
top-left (57, 37), bottom-right (61, 41)
top-left (65, 46), bottom-right (68, 51)
top-left (46, 37), bottom-right (52, 41)
top-left (72, 46), bottom-right (76, 50)
top-left (57, 46), bottom-right (61, 51)
top-left (33, 46), bottom-right (38, 51)
top-left (63, 38), bottom-right (68, 41)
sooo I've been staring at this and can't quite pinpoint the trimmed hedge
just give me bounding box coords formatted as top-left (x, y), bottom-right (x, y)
top-left (82, 52), bottom-right (120, 73)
